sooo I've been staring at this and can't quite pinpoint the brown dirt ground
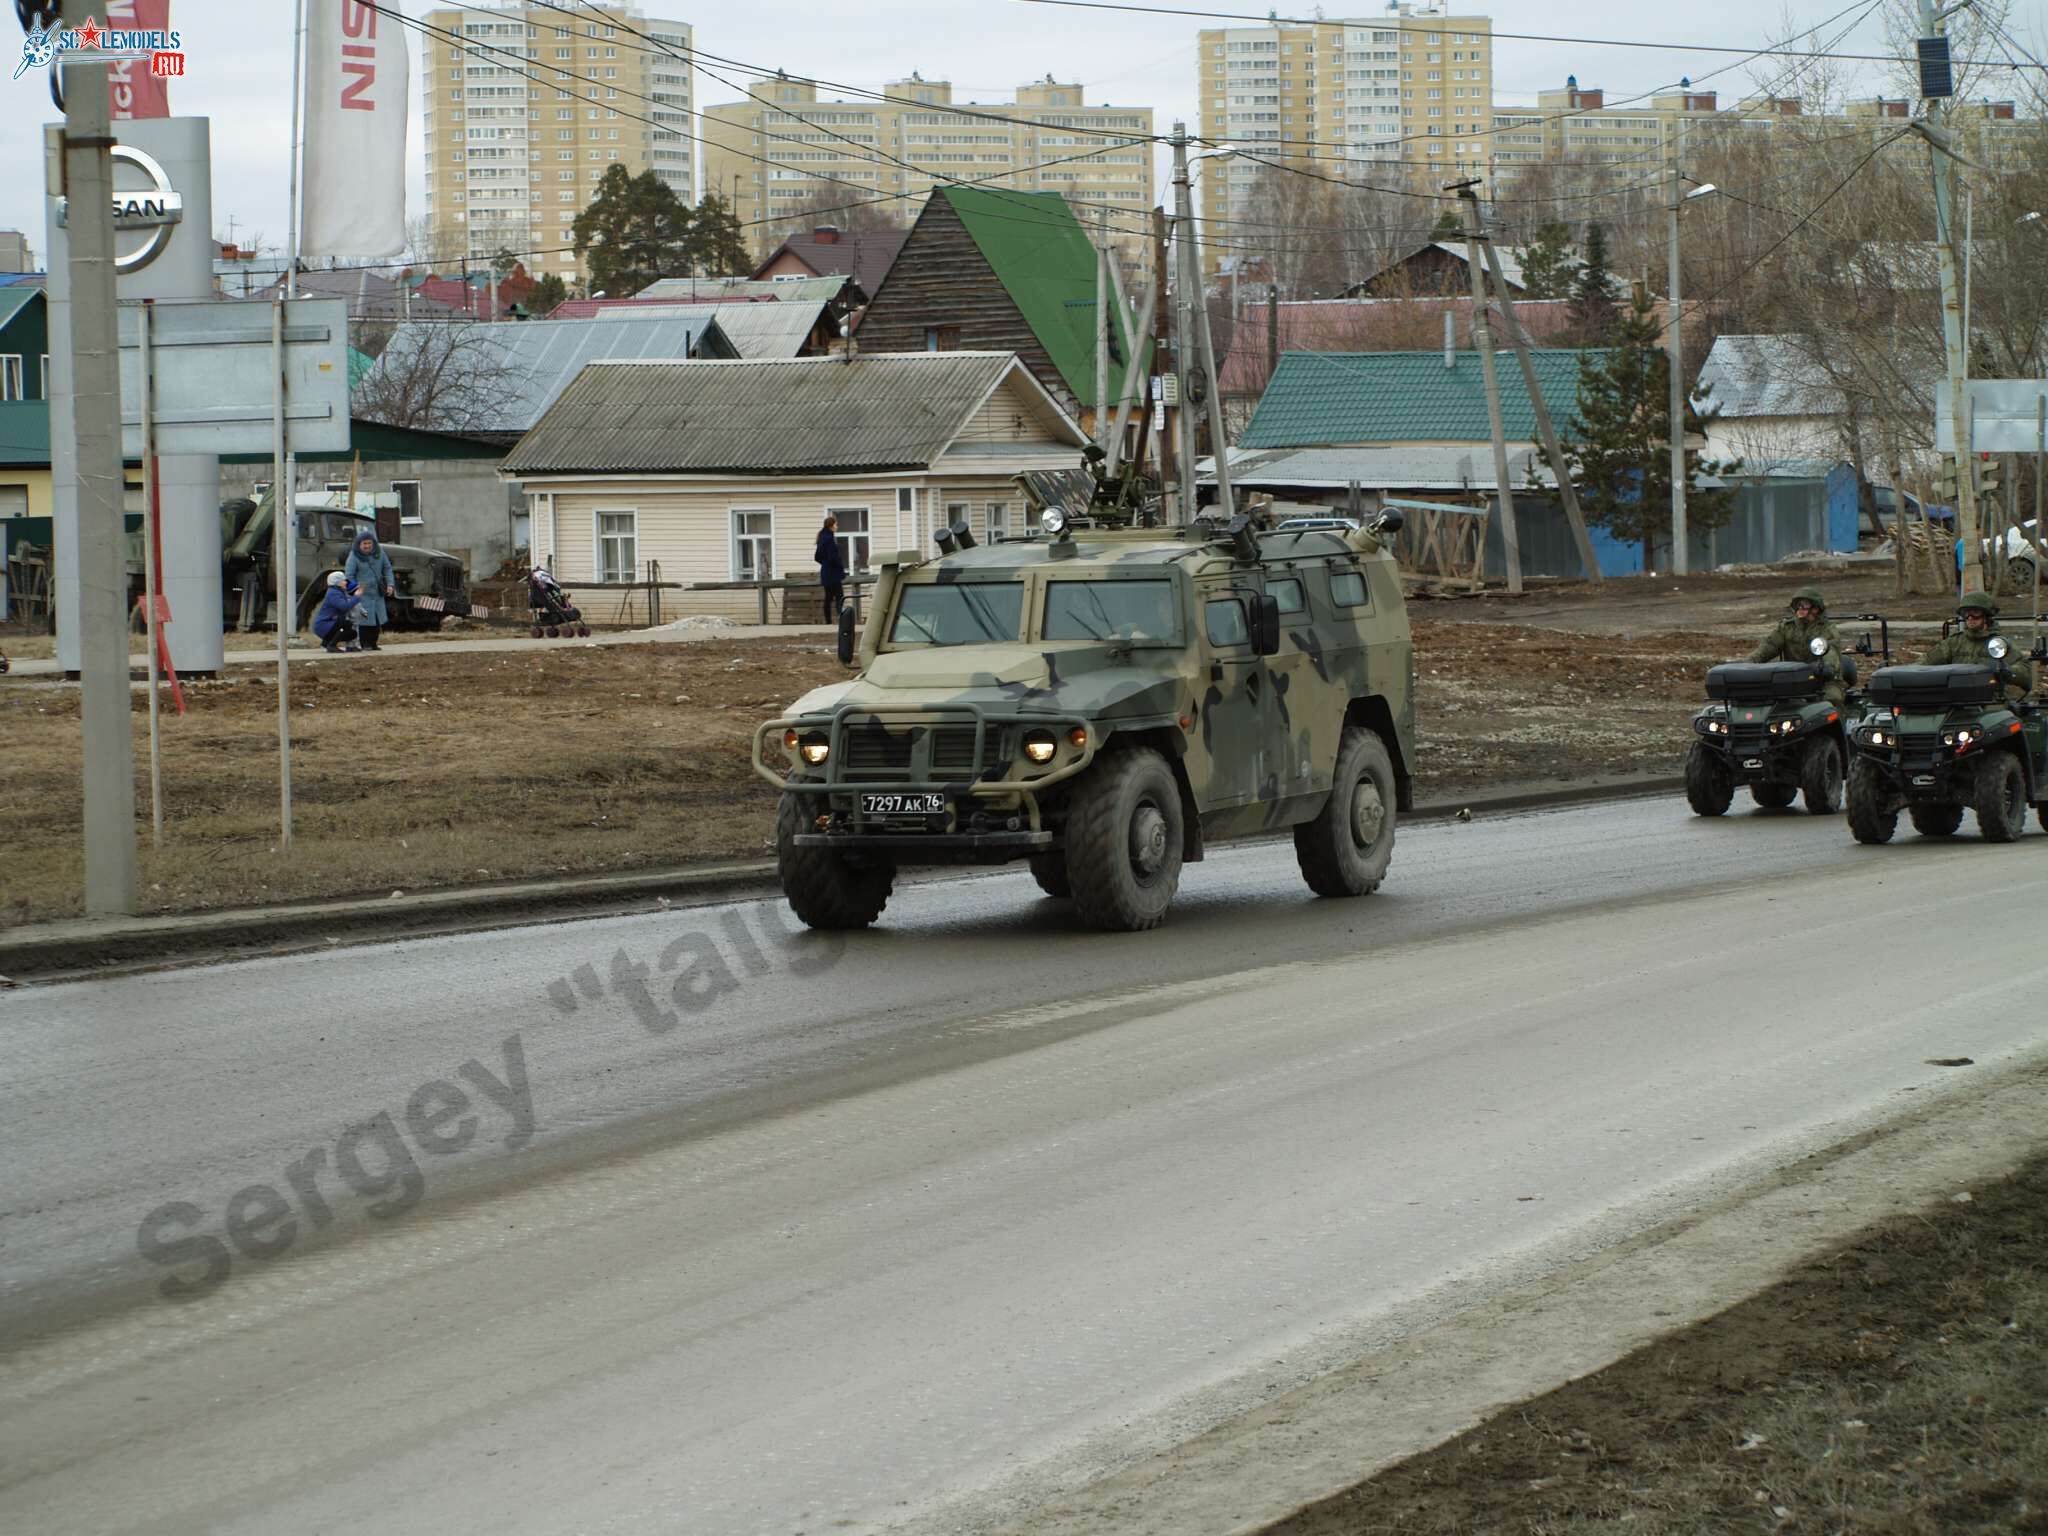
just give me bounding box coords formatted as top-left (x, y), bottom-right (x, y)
top-left (1266, 1145), bottom-right (2048, 1536)
top-left (0, 618), bottom-right (1730, 926)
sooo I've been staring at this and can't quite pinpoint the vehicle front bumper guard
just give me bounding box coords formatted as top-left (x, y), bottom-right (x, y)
top-left (752, 704), bottom-right (1104, 805)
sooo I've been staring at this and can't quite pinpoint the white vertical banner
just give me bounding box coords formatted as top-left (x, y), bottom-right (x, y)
top-left (301, 0), bottom-right (408, 259)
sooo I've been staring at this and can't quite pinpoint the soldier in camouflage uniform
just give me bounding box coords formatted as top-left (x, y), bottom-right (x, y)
top-left (1918, 591), bottom-right (2037, 698)
top-left (1747, 585), bottom-right (1845, 706)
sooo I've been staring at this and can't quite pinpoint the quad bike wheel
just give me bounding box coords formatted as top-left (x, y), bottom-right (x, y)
top-left (1973, 751), bottom-right (2027, 843)
top-left (1684, 740), bottom-right (1733, 816)
top-left (1749, 781), bottom-right (1797, 809)
top-left (1846, 756), bottom-right (1897, 844)
top-left (1908, 803), bottom-right (1964, 838)
top-left (1798, 736), bottom-right (1844, 815)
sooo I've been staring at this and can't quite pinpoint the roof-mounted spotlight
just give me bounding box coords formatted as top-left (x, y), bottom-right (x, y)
top-left (933, 525), bottom-right (958, 555)
top-left (950, 521), bottom-right (977, 551)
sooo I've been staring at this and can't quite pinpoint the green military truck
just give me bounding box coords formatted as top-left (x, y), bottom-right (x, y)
top-left (753, 505), bottom-right (1417, 932)
top-left (217, 489), bottom-right (472, 632)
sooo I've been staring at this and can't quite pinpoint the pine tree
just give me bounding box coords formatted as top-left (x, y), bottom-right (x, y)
top-left (1537, 290), bottom-right (1742, 572)
top-left (1567, 221), bottom-right (1616, 342)
top-left (684, 192), bottom-right (752, 277)
top-left (1515, 220), bottom-right (1576, 300)
top-left (573, 166), bottom-right (691, 297)
top-left (528, 273), bottom-right (568, 317)
top-left (1429, 208), bottom-right (1465, 241)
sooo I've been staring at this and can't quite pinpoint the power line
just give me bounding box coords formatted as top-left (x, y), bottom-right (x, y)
top-left (1007, 0), bottom-right (2044, 69)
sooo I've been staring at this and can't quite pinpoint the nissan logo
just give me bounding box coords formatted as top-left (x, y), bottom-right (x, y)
top-left (55, 144), bottom-right (184, 273)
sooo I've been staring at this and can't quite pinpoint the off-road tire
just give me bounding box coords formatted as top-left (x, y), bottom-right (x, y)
top-left (1908, 802), bottom-right (1965, 837)
top-left (775, 790), bottom-right (895, 929)
top-left (1973, 751), bottom-right (2027, 843)
top-left (1750, 781), bottom-right (1798, 809)
top-left (1061, 747), bottom-right (1184, 932)
top-left (1684, 741), bottom-right (1734, 816)
top-left (2038, 802), bottom-right (2048, 835)
top-left (1846, 755), bottom-right (1897, 844)
top-left (1799, 736), bottom-right (1844, 815)
top-left (1027, 852), bottom-right (1071, 899)
top-left (1295, 728), bottom-right (1397, 897)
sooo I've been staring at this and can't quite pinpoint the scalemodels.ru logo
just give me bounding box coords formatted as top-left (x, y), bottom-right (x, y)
top-left (14, 16), bottom-right (186, 82)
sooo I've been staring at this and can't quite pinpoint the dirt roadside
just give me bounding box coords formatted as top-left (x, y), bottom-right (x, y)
top-left (1265, 1144), bottom-right (2048, 1536)
top-left (0, 617), bottom-right (1731, 927)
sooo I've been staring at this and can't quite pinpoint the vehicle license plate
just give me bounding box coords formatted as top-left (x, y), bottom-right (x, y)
top-left (1743, 758), bottom-right (1764, 770)
top-left (1913, 774), bottom-right (1936, 786)
top-left (861, 792), bottom-right (945, 816)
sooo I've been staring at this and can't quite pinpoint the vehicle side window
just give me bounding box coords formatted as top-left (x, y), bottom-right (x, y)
top-left (1205, 597), bottom-right (1250, 648)
top-left (1268, 576), bottom-right (1306, 616)
top-left (326, 514), bottom-right (364, 545)
top-left (296, 512), bottom-right (319, 539)
top-left (1331, 569), bottom-right (1370, 608)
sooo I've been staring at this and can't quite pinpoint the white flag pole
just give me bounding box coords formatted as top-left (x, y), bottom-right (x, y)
top-left (276, 0), bottom-right (308, 848)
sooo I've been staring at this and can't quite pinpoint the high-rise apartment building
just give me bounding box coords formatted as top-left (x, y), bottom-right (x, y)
top-left (699, 72), bottom-right (1156, 272)
top-left (422, 3), bottom-right (693, 286)
top-left (1196, 3), bottom-right (1495, 271)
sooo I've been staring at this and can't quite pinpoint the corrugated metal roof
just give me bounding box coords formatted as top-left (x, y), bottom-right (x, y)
top-left (1240, 349), bottom-right (1607, 449)
top-left (700, 299), bottom-right (831, 358)
top-left (359, 313), bottom-right (717, 433)
top-left (1694, 335), bottom-right (1843, 419)
top-left (636, 274), bottom-right (849, 303)
top-left (502, 352), bottom-right (1080, 476)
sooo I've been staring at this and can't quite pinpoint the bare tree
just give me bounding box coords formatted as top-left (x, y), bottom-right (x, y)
top-left (352, 321), bottom-right (523, 434)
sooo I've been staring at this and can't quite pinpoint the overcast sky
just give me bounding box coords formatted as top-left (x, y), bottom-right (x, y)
top-left (0, 0), bottom-right (2033, 267)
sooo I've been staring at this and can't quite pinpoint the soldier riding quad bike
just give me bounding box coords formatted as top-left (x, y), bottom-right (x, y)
top-left (1844, 594), bottom-right (2048, 844)
top-left (1685, 638), bottom-right (1858, 817)
top-left (753, 501), bottom-right (1417, 933)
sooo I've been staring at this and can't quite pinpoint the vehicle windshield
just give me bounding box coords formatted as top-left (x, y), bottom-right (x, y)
top-left (888, 582), bottom-right (1024, 646)
top-left (1042, 579), bottom-right (1178, 641)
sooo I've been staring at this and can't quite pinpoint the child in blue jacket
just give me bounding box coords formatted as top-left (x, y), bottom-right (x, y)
top-left (311, 571), bottom-right (363, 652)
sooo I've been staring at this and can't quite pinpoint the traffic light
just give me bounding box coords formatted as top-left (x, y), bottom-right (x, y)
top-left (1934, 460), bottom-right (1959, 502)
top-left (1978, 456), bottom-right (2001, 500)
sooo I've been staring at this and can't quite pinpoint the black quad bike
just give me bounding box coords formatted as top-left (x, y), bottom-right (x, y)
top-left (1845, 631), bottom-right (2048, 844)
top-left (1685, 634), bottom-right (1857, 817)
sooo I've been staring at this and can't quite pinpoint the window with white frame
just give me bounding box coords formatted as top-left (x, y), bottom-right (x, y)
top-left (826, 506), bottom-right (871, 572)
top-left (391, 480), bottom-right (423, 525)
top-left (730, 508), bottom-right (773, 580)
top-left (944, 501), bottom-right (969, 538)
top-left (985, 501), bottom-right (1009, 539)
top-left (0, 356), bottom-right (22, 401)
top-left (596, 508), bottom-right (637, 582)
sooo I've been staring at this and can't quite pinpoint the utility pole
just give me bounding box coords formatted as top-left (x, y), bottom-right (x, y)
top-left (1668, 159), bottom-right (1688, 575)
top-left (1094, 209), bottom-right (1109, 451)
top-left (1917, 0), bottom-right (1980, 591)
top-left (1453, 185), bottom-right (1521, 592)
top-left (59, 7), bottom-right (139, 914)
top-left (1152, 204), bottom-right (1172, 516)
top-left (1170, 125), bottom-right (1198, 523)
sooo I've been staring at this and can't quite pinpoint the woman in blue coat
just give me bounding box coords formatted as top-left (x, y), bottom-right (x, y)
top-left (343, 531), bottom-right (397, 651)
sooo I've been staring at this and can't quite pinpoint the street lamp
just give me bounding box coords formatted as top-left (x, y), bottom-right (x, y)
top-left (1669, 175), bottom-right (1718, 575)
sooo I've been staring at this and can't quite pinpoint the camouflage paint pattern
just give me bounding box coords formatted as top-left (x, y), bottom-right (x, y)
top-left (754, 524), bottom-right (1415, 858)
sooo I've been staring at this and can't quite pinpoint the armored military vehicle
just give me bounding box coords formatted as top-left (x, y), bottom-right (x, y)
top-left (753, 505), bottom-right (1417, 932)
top-left (1685, 639), bottom-right (1856, 816)
top-left (1845, 633), bottom-right (2048, 843)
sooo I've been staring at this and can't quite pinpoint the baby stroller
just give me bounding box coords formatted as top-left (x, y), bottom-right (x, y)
top-left (528, 567), bottom-right (590, 638)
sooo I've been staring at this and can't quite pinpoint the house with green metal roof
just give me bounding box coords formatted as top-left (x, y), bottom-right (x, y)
top-left (0, 286), bottom-right (48, 405)
top-left (1240, 348), bottom-right (1611, 451)
top-left (852, 185), bottom-right (1147, 424)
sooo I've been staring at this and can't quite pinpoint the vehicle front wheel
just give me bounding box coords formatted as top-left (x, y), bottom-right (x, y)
top-left (1684, 741), bottom-right (1734, 816)
top-left (1973, 751), bottom-right (2027, 843)
top-left (1846, 756), bottom-right (1897, 844)
top-left (1799, 736), bottom-right (1844, 814)
top-left (1295, 727), bottom-right (1397, 897)
top-left (1027, 852), bottom-right (1071, 899)
top-left (1750, 780), bottom-right (1797, 809)
top-left (1908, 802), bottom-right (1964, 837)
top-left (1062, 747), bottom-right (1184, 932)
top-left (775, 791), bottom-right (895, 929)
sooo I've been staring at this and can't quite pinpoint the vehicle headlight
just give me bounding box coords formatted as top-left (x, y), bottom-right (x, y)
top-left (799, 732), bottom-right (831, 765)
top-left (1023, 730), bottom-right (1058, 764)
top-left (1955, 729), bottom-right (1975, 748)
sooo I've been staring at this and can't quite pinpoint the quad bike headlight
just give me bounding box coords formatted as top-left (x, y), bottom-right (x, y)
top-left (799, 732), bottom-right (831, 765)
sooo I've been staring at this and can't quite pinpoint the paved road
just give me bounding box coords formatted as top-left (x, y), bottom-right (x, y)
top-left (3, 797), bottom-right (2046, 1534)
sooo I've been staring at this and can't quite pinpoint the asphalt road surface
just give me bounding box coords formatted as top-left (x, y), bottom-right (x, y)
top-left (5, 795), bottom-right (2047, 1534)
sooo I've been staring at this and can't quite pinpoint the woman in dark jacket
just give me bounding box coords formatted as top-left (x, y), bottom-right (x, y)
top-left (815, 514), bottom-right (846, 623)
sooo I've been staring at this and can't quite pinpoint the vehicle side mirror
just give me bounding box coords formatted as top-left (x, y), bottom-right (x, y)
top-left (836, 602), bottom-right (857, 666)
top-left (1988, 636), bottom-right (2010, 660)
top-left (1808, 635), bottom-right (1829, 658)
top-left (1254, 594), bottom-right (1282, 657)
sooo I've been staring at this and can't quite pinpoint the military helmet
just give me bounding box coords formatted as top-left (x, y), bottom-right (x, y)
top-left (1956, 589), bottom-right (1998, 618)
top-left (1790, 584), bottom-right (1826, 613)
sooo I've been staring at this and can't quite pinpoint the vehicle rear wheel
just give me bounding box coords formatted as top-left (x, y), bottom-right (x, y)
top-left (775, 791), bottom-right (895, 929)
top-left (1684, 741), bottom-right (1733, 816)
top-left (1799, 736), bottom-right (1844, 814)
top-left (1027, 852), bottom-right (1071, 899)
top-left (1295, 727), bottom-right (1397, 897)
top-left (1908, 802), bottom-right (1965, 837)
top-left (1750, 780), bottom-right (1797, 809)
top-left (1062, 747), bottom-right (1184, 932)
top-left (1973, 751), bottom-right (2027, 843)
top-left (1846, 756), bottom-right (1897, 844)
